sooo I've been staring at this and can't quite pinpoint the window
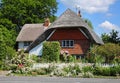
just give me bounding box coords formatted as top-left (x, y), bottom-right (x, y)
top-left (62, 40), bottom-right (74, 47)
top-left (24, 42), bottom-right (31, 46)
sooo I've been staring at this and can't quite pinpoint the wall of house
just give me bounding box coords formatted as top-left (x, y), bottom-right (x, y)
top-left (48, 28), bottom-right (90, 55)
top-left (29, 42), bottom-right (44, 56)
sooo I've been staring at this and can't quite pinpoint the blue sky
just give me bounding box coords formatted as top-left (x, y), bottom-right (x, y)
top-left (55, 0), bottom-right (120, 37)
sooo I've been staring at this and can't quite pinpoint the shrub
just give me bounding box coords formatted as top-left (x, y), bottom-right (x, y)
top-left (9, 50), bottom-right (33, 74)
top-left (102, 67), bottom-right (110, 76)
top-left (9, 64), bottom-right (17, 72)
top-left (46, 64), bottom-right (57, 74)
top-left (67, 55), bottom-right (76, 62)
top-left (52, 68), bottom-right (67, 76)
top-left (60, 53), bottom-right (68, 62)
top-left (93, 66), bottom-right (103, 75)
top-left (42, 41), bottom-right (60, 62)
top-left (63, 64), bottom-right (82, 77)
top-left (0, 46), bottom-right (16, 70)
top-left (82, 66), bottom-right (93, 73)
top-left (88, 43), bottom-right (120, 63)
top-left (92, 64), bottom-right (120, 76)
top-left (82, 72), bottom-right (94, 78)
top-left (30, 55), bottom-right (41, 63)
top-left (60, 54), bottom-right (76, 63)
top-left (110, 65), bottom-right (120, 76)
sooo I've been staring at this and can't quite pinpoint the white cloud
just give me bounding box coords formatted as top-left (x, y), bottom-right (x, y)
top-left (60, 0), bottom-right (116, 13)
top-left (99, 20), bottom-right (120, 30)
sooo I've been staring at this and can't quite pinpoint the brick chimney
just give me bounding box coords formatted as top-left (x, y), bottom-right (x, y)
top-left (43, 18), bottom-right (50, 30)
top-left (43, 18), bottom-right (50, 26)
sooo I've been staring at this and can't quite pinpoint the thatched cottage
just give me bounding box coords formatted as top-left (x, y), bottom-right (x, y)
top-left (16, 9), bottom-right (103, 57)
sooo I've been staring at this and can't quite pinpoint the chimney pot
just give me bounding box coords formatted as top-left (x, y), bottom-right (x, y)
top-left (78, 10), bottom-right (81, 17)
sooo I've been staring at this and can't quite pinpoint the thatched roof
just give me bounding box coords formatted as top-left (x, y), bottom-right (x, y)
top-left (16, 24), bottom-right (44, 42)
top-left (26, 9), bottom-right (104, 52)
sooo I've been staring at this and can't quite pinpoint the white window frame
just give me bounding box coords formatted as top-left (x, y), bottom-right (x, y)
top-left (62, 40), bottom-right (74, 48)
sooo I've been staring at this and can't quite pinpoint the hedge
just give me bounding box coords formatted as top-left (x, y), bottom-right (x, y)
top-left (42, 41), bottom-right (61, 62)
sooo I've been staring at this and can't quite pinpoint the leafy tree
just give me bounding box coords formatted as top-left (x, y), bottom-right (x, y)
top-left (101, 30), bottom-right (120, 44)
top-left (89, 43), bottom-right (120, 63)
top-left (0, 18), bottom-right (17, 43)
top-left (0, 19), bottom-right (17, 69)
top-left (0, 25), bottom-right (16, 65)
top-left (109, 30), bottom-right (120, 44)
top-left (101, 33), bottom-right (110, 43)
top-left (0, 25), bottom-right (15, 47)
top-left (84, 19), bottom-right (93, 29)
top-left (0, 18), bottom-right (16, 31)
top-left (0, 0), bottom-right (58, 68)
top-left (0, 0), bottom-right (57, 30)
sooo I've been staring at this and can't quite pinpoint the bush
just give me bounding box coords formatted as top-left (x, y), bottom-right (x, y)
top-left (110, 65), bottom-right (120, 76)
top-left (93, 66), bottom-right (120, 76)
top-left (82, 66), bottom-right (93, 73)
top-left (46, 64), bottom-right (57, 74)
top-left (82, 72), bottom-right (94, 78)
top-left (88, 43), bottom-right (120, 63)
top-left (42, 41), bottom-right (61, 62)
top-left (0, 46), bottom-right (16, 70)
top-left (63, 64), bottom-right (82, 77)
top-left (67, 55), bottom-right (76, 62)
top-left (60, 54), bottom-right (76, 63)
top-left (9, 64), bottom-right (17, 72)
top-left (102, 67), bottom-right (110, 76)
top-left (93, 66), bottom-right (103, 75)
top-left (52, 68), bottom-right (67, 76)
top-left (30, 55), bottom-right (41, 63)
top-left (9, 50), bottom-right (33, 74)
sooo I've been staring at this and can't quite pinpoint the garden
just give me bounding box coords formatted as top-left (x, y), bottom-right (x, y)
top-left (0, 41), bottom-right (120, 78)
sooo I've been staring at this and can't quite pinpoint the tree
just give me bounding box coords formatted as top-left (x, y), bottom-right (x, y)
top-left (101, 30), bottom-right (120, 44)
top-left (0, 18), bottom-right (17, 47)
top-left (0, 25), bottom-right (16, 64)
top-left (89, 43), bottom-right (120, 63)
top-left (0, 0), bottom-right (57, 30)
top-left (109, 30), bottom-right (120, 44)
top-left (84, 19), bottom-right (93, 29)
top-left (0, 0), bottom-right (58, 69)
top-left (101, 33), bottom-right (110, 43)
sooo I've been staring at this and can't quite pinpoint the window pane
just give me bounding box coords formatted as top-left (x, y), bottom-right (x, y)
top-left (66, 40), bottom-right (69, 47)
top-left (70, 40), bottom-right (74, 47)
top-left (62, 40), bottom-right (65, 47)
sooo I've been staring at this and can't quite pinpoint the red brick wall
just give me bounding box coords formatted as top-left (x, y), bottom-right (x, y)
top-left (49, 28), bottom-right (87, 40)
top-left (48, 28), bottom-right (90, 55)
